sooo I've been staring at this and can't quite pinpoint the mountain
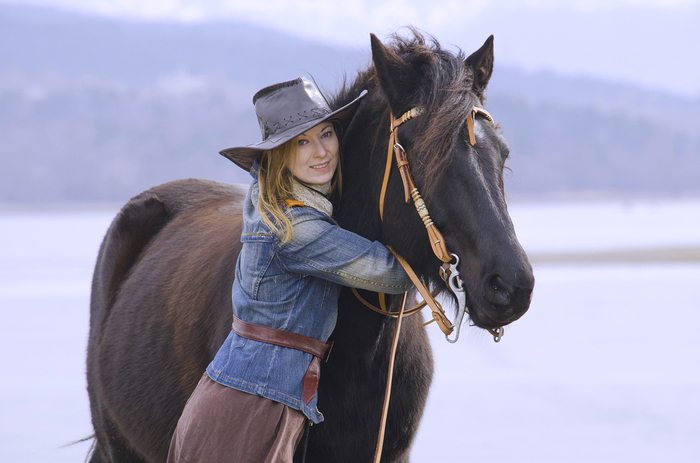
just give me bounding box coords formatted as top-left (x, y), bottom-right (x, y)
top-left (1, 4), bottom-right (698, 203)
top-left (488, 69), bottom-right (700, 197)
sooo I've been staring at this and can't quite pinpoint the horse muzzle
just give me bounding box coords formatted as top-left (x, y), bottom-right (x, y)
top-left (468, 268), bottom-right (534, 330)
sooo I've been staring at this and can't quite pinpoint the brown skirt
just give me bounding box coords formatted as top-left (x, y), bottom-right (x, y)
top-left (167, 373), bottom-right (306, 463)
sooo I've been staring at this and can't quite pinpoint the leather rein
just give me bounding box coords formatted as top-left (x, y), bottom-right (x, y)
top-left (364, 105), bottom-right (504, 344)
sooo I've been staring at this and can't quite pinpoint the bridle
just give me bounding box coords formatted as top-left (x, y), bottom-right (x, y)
top-left (370, 104), bottom-right (504, 463)
top-left (367, 104), bottom-right (504, 344)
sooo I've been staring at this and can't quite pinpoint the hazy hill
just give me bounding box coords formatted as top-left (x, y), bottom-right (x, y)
top-left (1, 4), bottom-right (698, 203)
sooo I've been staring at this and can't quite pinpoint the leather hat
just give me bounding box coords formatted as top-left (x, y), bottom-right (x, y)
top-left (220, 77), bottom-right (367, 171)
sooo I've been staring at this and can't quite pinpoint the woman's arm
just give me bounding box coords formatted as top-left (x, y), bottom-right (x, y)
top-left (275, 209), bottom-right (412, 294)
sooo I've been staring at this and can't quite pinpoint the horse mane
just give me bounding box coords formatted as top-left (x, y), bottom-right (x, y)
top-left (332, 27), bottom-right (483, 199)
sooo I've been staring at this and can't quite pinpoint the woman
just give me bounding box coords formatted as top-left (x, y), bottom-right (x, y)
top-left (167, 77), bottom-right (412, 462)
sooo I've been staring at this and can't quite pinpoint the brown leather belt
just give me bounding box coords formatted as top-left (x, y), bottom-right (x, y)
top-left (232, 315), bottom-right (332, 405)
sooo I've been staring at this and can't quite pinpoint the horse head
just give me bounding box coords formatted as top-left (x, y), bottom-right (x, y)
top-left (338, 30), bottom-right (533, 334)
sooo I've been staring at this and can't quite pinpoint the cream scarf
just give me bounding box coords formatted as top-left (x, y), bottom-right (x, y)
top-left (291, 180), bottom-right (333, 217)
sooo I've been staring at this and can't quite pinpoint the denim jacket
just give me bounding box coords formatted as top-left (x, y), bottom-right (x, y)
top-left (207, 163), bottom-right (412, 423)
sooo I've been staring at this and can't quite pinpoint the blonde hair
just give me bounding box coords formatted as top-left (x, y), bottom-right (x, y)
top-left (257, 126), bottom-right (343, 242)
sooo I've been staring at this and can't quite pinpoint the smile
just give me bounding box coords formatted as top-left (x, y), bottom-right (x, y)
top-left (311, 162), bottom-right (330, 170)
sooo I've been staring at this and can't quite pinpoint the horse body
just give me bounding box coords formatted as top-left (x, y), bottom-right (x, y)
top-left (87, 30), bottom-right (533, 463)
top-left (87, 179), bottom-right (245, 461)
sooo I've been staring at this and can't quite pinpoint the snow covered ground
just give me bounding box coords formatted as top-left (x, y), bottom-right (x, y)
top-left (1, 198), bottom-right (698, 462)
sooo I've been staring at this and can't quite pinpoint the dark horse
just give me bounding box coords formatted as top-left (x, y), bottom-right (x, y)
top-left (87, 30), bottom-right (534, 463)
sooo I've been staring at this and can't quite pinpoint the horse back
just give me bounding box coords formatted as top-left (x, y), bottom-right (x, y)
top-left (87, 178), bottom-right (246, 462)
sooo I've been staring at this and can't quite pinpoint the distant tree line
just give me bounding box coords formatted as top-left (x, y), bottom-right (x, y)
top-left (1, 4), bottom-right (698, 203)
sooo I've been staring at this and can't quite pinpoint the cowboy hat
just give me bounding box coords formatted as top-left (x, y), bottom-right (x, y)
top-left (220, 77), bottom-right (367, 170)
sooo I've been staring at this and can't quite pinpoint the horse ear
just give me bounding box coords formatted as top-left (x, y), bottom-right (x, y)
top-left (465, 35), bottom-right (494, 99)
top-left (370, 33), bottom-right (417, 113)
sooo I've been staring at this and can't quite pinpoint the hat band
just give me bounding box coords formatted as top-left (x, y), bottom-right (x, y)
top-left (262, 107), bottom-right (332, 140)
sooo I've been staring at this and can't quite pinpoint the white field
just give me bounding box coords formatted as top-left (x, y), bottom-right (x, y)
top-left (0, 198), bottom-right (698, 462)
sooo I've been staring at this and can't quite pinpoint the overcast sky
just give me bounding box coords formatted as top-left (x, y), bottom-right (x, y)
top-left (3, 0), bottom-right (700, 97)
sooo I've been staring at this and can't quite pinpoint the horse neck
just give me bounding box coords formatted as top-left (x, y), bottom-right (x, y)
top-left (336, 95), bottom-right (389, 241)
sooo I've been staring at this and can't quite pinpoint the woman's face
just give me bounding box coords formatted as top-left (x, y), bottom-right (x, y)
top-left (286, 122), bottom-right (338, 185)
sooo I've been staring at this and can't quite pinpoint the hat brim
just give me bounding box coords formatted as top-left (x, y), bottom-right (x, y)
top-left (220, 89), bottom-right (368, 171)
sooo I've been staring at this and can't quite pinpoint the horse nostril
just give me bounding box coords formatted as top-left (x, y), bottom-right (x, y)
top-left (484, 274), bottom-right (511, 306)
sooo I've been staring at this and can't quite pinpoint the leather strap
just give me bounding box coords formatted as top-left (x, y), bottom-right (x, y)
top-left (466, 106), bottom-right (495, 147)
top-left (409, 187), bottom-right (451, 262)
top-left (379, 108), bottom-right (424, 219)
top-left (304, 357), bottom-right (322, 405)
top-left (386, 247), bottom-right (453, 336)
top-left (466, 110), bottom-right (476, 146)
top-left (351, 287), bottom-right (436, 318)
top-left (232, 316), bottom-right (330, 358)
top-left (393, 132), bottom-right (415, 204)
top-left (379, 108), bottom-right (451, 262)
top-left (373, 292), bottom-right (408, 463)
top-left (232, 316), bottom-right (331, 404)
top-left (378, 124), bottom-right (394, 220)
